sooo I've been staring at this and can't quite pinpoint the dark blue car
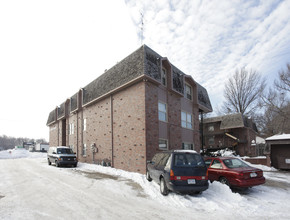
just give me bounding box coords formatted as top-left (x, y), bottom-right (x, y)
top-left (146, 150), bottom-right (208, 195)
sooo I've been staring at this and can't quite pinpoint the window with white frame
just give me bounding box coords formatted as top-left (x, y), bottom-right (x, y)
top-left (182, 143), bottom-right (194, 150)
top-left (158, 102), bottom-right (167, 122)
top-left (185, 84), bottom-right (192, 100)
top-left (161, 68), bottom-right (167, 86)
top-left (82, 143), bottom-right (87, 156)
top-left (83, 118), bottom-right (87, 131)
top-left (69, 123), bottom-right (74, 135)
top-left (159, 139), bottom-right (168, 150)
top-left (181, 111), bottom-right (193, 129)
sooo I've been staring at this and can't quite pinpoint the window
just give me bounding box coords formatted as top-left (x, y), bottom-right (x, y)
top-left (158, 102), bottom-right (167, 122)
top-left (208, 137), bottom-right (215, 145)
top-left (208, 125), bottom-right (214, 132)
top-left (210, 159), bottom-right (223, 169)
top-left (182, 143), bottom-right (194, 150)
top-left (82, 144), bottom-right (87, 156)
top-left (185, 84), bottom-right (192, 100)
top-left (152, 153), bottom-right (163, 164)
top-left (158, 154), bottom-right (170, 166)
top-left (205, 159), bottom-right (212, 168)
top-left (181, 111), bottom-right (193, 129)
top-left (174, 153), bottom-right (204, 167)
top-left (69, 123), bottom-right (74, 135)
top-left (83, 118), bottom-right (87, 131)
top-left (159, 139), bottom-right (168, 150)
top-left (161, 68), bottom-right (167, 86)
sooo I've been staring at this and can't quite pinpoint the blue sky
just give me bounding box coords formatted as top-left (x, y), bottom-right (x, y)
top-left (0, 0), bottom-right (290, 140)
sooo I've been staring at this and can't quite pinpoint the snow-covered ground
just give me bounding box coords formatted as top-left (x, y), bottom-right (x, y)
top-left (0, 149), bottom-right (290, 220)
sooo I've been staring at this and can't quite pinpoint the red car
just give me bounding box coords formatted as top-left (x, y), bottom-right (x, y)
top-left (204, 157), bottom-right (266, 188)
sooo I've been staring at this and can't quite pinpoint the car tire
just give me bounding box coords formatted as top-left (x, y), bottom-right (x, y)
top-left (48, 159), bottom-right (51, 166)
top-left (219, 177), bottom-right (229, 186)
top-left (146, 170), bottom-right (152, 182)
top-left (55, 161), bottom-right (60, 167)
top-left (160, 177), bottom-right (169, 196)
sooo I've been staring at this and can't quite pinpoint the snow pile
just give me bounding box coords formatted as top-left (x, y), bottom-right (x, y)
top-left (0, 148), bottom-right (46, 159)
top-left (209, 148), bottom-right (236, 157)
top-left (76, 162), bottom-right (248, 211)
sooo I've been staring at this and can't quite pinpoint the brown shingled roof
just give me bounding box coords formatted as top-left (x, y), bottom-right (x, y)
top-left (47, 45), bottom-right (212, 125)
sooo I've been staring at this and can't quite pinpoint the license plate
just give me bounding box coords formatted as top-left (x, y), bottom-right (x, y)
top-left (250, 172), bottom-right (257, 178)
top-left (188, 179), bottom-right (196, 184)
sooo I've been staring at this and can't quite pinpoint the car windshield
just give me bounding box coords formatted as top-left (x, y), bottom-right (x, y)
top-left (57, 148), bottom-right (74, 154)
top-left (223, 158), bottom-right (250, 168)
top-left (174, 153), bottom-right (205, 167)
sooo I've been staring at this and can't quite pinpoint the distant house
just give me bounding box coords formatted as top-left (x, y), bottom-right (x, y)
top-left (266, 134), bottom-right (290, 169)
top-left (46, 45), bottom-right (212, 174)
top-left (202, 113), bottom-right (260, 156)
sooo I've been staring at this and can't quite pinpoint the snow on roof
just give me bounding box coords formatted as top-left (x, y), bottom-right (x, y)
top-left (266, 134), bottom-right (290, 141)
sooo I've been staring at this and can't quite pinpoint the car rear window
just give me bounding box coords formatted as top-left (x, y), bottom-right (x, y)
top-left (223, 158), bottom-right (250, 168)
top-left (173, 153), bottom-right (205, 167)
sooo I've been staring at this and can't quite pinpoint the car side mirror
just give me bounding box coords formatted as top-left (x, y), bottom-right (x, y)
top-left (147, 160), bottom-right (154, 165)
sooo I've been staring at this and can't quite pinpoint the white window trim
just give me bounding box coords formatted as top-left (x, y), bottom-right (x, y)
top-left (82, 143), bottom-right (87, 156)
top-left (159, 138), bottom-right (168, 150)
top-left (158, 101), bottom-right (167, 122)
top-left (69, 123), bottom-right (74, 135)
top-left (181, 111), bottom-right (193, 129)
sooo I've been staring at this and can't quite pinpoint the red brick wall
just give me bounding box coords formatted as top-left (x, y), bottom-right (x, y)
top-left (112, 81), bottom-right (146, 173)
top-left (49, 123), bottom-right (58, 146)
top-left (145, 81), bottom-right (159, 163)
top-left (145, 80), bottom-right (201, 162)
top-left (48, 79), bottom-right (202, 174)
top-left (81, 98), bottom-right (112, 164)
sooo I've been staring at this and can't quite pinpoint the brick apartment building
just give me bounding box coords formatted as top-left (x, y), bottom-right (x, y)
top-left (202, 113), bottom-right (259, 157)
top-left (46, 45), bottom-right (212, 174)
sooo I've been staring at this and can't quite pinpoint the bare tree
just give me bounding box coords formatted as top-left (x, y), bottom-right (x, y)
top-left (222, 68), bottom-right (266, 116)
top-left (260, 63), bottom-right (290, 136)
top-left (275, 63), bottom-right (290, 92)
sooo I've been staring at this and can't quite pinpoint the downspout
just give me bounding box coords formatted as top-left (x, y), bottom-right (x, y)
top-left (81, 110), bottom-right (83, 155)
top-left (76, 111), bottom-right (79, 157)
top-left (110, 95), bottom-right (114, 167)
top-left (57, 122), bottom-right (59, 146)
top-left (200, 110), bottom-right (204, 153)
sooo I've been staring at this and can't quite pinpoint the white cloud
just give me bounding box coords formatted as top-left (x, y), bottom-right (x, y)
top-left (126, 0), bottom-right (290, 112)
